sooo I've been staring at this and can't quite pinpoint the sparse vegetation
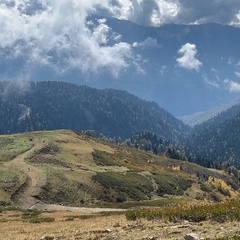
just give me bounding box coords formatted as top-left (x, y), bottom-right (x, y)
top-left (21, 209), bottom-right (41, 219)
top-left (126, 200), bottom-right (240, 223)
top-left (212, 237), bottom-right (240, 240)
top-left (152, 173), bottom-right (193, 196)
top-left (92, 150), bottom-right (120, 166)
top-left (93, 171), bottom-right (153, 201)
top-left (21, 209), bottom-right (55, 223)
top-left (28, 217), bottom-right (55, 223)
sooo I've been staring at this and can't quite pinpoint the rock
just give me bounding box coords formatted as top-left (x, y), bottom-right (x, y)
top-left (147, 237), bottom-right (160, 240)
top-left (40, 236), bottom-right (55, 240)
top-left (184, 233), bottom-right (200, 240)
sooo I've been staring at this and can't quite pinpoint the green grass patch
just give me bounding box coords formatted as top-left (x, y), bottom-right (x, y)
top-left (0, 218), bottom-right (9, 223)
top-left (28, 217), bottom-right (55, 224)
top-left (0, 135), bottom-right (34, 162)
top-left (92, 172), bottom-right (153, 202)
top-left (92, 150), bottom-right (121, 166)
top-left (0, 205), bottom-right (20, 213)
top-left (126, 200), bottom-right (240, 222)
top-left (21, 209), bottom-right (41, 219)
top-left (0, 167), bottom-right (18, 188)
top-left (152, 173), bottom-right (193, 196)
top-left (21, 209), bottom-right (55, 223)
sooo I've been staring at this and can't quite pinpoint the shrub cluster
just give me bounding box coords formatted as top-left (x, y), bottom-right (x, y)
top-left (126, 200), bottom-right (240, 223)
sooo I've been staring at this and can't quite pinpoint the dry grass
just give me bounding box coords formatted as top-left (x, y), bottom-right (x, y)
top-left (1, 209), bottom-right (240, 240)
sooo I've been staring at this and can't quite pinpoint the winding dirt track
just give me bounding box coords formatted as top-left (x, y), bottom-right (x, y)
top-left (4, 142), bottom-right (125, 213)
top-left (4, 143), bottom-right (46, 209)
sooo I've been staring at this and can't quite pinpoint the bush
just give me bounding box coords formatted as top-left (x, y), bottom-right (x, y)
top-left (152, 173), bottom-right (193, 196)
top-left (29, 217), bottom-right (55, 224)
top-left (93, 172), bottom-right (153, 201)
top-left (126, 200), bottom-right (240, 223)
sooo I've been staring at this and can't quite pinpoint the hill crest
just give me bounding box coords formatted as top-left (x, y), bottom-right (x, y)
top-left (0, 130), bottom-right (239, 209)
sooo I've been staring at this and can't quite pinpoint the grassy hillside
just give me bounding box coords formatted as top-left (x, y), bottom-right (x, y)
top-left (0, 130), bottom-right (239, 209)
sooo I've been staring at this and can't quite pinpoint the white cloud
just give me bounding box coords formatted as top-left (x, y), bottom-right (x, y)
top-left (133, 37), bottom-right (160, 48)
top-left (176, 43), bottom-right (202, 71)
top-left (159, 65), bottom-right (167, 76)
top-left (95, 0), bottom-right (240, 27)
top-left (224, 79), bottom-right (240, 92)
top-left (0, 0), bottom-right (139, 79)
top-left (235, 71), bottom-right (240, 78)
top-left (202, 75), bottom-right (219, 88)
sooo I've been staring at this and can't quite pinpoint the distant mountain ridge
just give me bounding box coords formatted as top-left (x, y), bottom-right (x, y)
top-left (179, 98), bottom-right (240, 127)
top-left (0, 81), bottom-right (189, 142)
top-left (185, 101), bottom-right (240, 168)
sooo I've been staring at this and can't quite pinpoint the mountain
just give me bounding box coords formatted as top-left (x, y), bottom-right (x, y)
top-left (185, 103), bottom-right (240, 168)
top-left (1, 130), bottom-right (239, 209)
top-left (179, 98), bottom-right (240, 127)
top-left (0, 81), bottom-right (189, 142)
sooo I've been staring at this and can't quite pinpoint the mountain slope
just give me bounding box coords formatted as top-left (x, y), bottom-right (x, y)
top-left (0, 81), bottom-right (189, 142)
top-left (185, 103), bottom-right (240, 168)
top-left (0, 130), bottom-right (239, 208)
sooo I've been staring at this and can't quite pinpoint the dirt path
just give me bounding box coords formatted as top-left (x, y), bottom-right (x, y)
top-left (4, 143), bottom-right (46, 209)
top-left (31, 203), bottom-right (126, 213)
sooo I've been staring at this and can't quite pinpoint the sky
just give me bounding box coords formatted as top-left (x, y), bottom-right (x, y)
top-left (1, 0), bottom-right (240, 80)
top-left (1, 0), bottom-right (240, 115)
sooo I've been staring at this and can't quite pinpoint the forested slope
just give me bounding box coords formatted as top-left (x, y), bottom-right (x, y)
top-left (0, 81), bottom-right (189, 142)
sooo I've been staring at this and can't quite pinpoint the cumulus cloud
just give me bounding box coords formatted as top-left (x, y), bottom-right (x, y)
top-left (0, 0), bottom-right (139, 80)
top-left (224, 79), bottom-right (240, 92)
top-left (176, 43), bottom-right (202, 71)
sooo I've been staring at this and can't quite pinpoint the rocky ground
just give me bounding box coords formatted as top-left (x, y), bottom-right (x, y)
top-left (1, 211), bottom-right (240, 240)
